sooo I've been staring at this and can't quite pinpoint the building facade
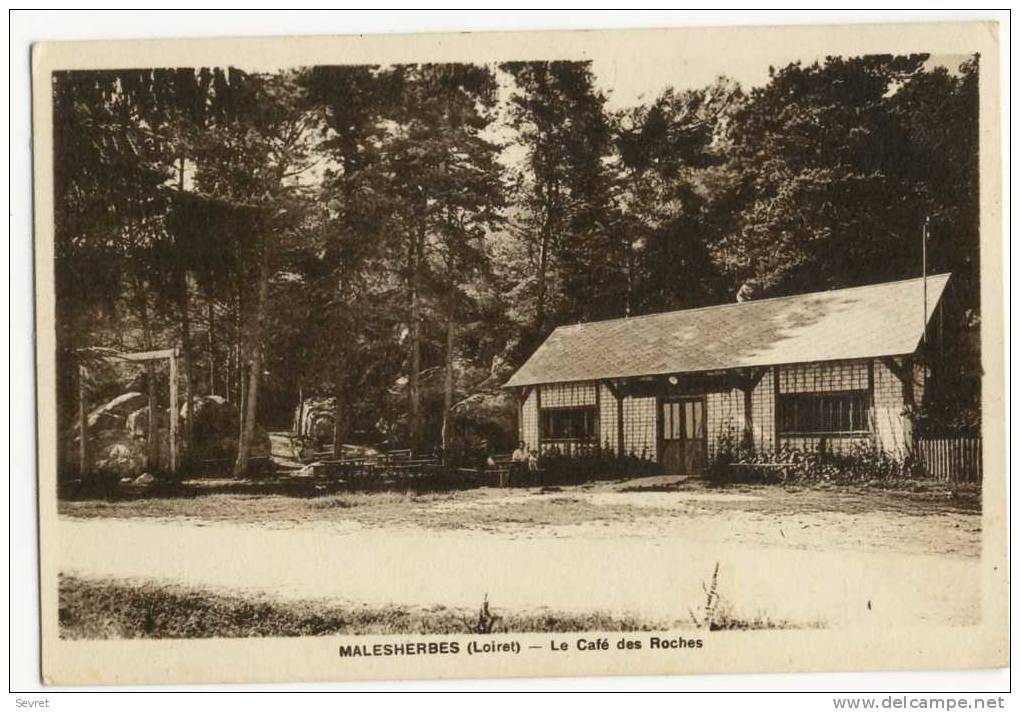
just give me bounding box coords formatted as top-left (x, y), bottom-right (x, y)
top-left (505, 275), bottom-right (948, 476)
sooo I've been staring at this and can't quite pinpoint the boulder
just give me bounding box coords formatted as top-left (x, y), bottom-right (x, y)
top-left (293, 396), bottom-right (337, 448)
top-left (92, 435), bottom-right (147, 476)
top-left (125, 405), bottom-right (168, 438)
top-left (183, 395), bottom-right (241, 461)
top-left (86, 392), bottom-right (147, 433)
top-left (449, 390), bottom-right (517, 454)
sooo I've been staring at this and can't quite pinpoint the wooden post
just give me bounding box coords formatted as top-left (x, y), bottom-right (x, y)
top-left (616, 386), bottom-right (624, 458)
top-left (743, 385), bottom-right (753, 442)
top-left (601, 379), bottom-right (625, 458)
top-left (867, 359), bottom-right (876, 445)
top-left (78, 362), bottom-right (87, 475)
top-left (772, 366), bottom-right (781, 451)
top-left (169, 348), bottom-right (179, 473)
top-left (535, 385), bottom-right (542, 453)
top-left (739, 368), bottom-right (766, 451)
top-left (516, 392), bottom-right (522, 445)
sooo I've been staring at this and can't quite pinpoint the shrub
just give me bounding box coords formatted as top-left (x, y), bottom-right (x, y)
top-left (537, 445), bottom-right (659, 485)
top-left (708, 426), bottom-right (922, 485)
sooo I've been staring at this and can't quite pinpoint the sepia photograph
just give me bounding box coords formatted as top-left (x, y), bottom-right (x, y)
top-left (28, 18), bottom-right (1006, 686)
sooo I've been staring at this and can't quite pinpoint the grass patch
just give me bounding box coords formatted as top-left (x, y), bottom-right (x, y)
top-left (58, 575), bottom-right (666, 639)
top-left (57, 489), bottom-right (666, 530)
top-left (58, 490), bottom-right (465, 527)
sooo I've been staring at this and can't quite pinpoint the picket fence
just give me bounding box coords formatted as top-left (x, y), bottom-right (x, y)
top-left (917, 437), bottom-right (982, 483)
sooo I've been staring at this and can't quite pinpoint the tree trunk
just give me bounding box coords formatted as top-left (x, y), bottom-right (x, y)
top-left (333, 252), bottom-right (348, 456)
top-left (535, 180), bottom-right (559, 333)
top-left (207, 298), bottom-right (216, 396)
top-left (235, 347), bottom-right (243, 406)
top-left (536, 216), bottom-right (550, 332)
top-left (178, 279), bottom-right (194, 456)
top-left (231, 286), bottom-right (243, 405)
top-left (408, 224), bottom-right (425, 454)
top-left (237, 363), bottom-right (246, 442)
top-left (332, 375), bottom-right (346, 457)
top-left (441, 293), bottom-right (455, 454)
top-left (224, 349), bottom-right (232, 403)
top-left (77, 361), bottom-right (88, 475)
top-left (332, 322), bottom-right (346, 455)
top-left (176, 155), bottom-right (194, 455)
top-left (135, 284), bottom-right (160, 472)
top-left (233, 252), bottom-right (270, 477)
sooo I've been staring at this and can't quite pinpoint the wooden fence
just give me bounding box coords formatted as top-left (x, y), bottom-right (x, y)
top-left (917, 437), bottom-right (982, 483)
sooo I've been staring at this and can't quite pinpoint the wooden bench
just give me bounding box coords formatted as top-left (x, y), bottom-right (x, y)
top-left (306, 453), bottom-right (441, 484)
top-left (379, 449), bottom-right (413, 463)
top-left (485, 454), bottom-right (545, 488)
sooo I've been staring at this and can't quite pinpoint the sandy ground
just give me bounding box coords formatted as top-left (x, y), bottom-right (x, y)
top-left (58, 480), bottom-right (981, 629)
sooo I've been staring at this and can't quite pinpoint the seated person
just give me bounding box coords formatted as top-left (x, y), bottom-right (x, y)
top-left (510, 441), bottom-right (529, 481)
top-left (511, 442), bottom-right (529, 464)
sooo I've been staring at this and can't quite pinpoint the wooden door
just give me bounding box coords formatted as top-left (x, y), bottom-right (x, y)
top-left (660, 397), bottom-right (706, 476)
top-left (681, 398), bottom-right (707, 475)
top-left (660, 400), bottom-right (684, 475)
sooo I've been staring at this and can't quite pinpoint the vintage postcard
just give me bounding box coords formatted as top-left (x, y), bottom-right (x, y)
top-left (32, 21), bottom-right (1006, 685)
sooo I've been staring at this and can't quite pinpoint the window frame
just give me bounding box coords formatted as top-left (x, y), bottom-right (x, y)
top-left (777, 390), bottom-right (871, 437)
top-left (538, 405), bottom-right (599, 443)
top-left (661, 398), bottom-right (705, 442)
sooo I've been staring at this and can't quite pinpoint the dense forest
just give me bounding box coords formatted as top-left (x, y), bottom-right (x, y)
top-left (53, 54), bottom-right (981, 475)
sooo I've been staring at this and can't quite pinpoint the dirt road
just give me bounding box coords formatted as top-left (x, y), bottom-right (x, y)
top-left (59, 487), bottom-right (980, 629)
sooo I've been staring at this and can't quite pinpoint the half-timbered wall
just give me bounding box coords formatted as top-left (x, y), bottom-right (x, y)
top-left (598, 383), bottom-right (619, 452)
top-left (871, 357), bottom-right (925, 457)
top-left (516, 356), bottom-right (924, 464)
top-left (775, 363), bottom-right (864, 452)
top-left (702, 370), bottom-right (775, 455)
top-left (775, 361), bottom-right (871, 453)
top-left (705, 388), bottom-right (743, 456)
top-left (519, 381), bottom-right (637, 457)
top-left (750, 369), bottom-right (776, 451)
top-left (539, 382), bottom-right (597, 455)
top-left (871, 359), bottom-right (902, 453)
top-left (779, 361), bottom-right (869, 393)
top-left (540, 382), bottom-right (597, 408)
top-left (622, 396), bottom-right (657, 461)
top-left (519, 382), bottom-right (604, 455)
top-left (519, 387), bottom-right (539, 450)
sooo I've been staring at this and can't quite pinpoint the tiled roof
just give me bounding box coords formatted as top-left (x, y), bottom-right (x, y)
top-left (504, 274), bottom-right (951, 387)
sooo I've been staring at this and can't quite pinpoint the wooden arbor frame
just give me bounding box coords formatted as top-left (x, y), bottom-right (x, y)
top-left (78, 347), bottom-right (181, 475)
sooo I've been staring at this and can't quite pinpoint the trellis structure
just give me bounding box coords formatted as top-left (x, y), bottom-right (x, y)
top-left (78, 347), bottom-right (180, 474)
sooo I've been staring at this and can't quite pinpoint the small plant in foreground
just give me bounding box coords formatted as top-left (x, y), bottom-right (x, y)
top-left (461, 594), bottom-right (500, 634)
top-left (687, 562), bottom-right (721, 629)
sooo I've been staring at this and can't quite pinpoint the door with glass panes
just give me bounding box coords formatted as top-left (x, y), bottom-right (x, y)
top-left (660, 397), bottom-right (706, 476)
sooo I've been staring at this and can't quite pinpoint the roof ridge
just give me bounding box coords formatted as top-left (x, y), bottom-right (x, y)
top-left (553, 273), bottom-right (952, 332)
